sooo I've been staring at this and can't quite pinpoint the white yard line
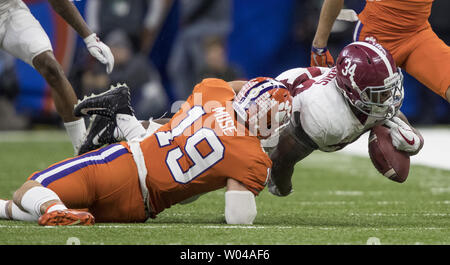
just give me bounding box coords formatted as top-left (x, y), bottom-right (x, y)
top-left (0, 224), bottom-right (448, 232)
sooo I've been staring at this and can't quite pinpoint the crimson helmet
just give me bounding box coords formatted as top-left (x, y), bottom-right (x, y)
top-left (233, 77), bottom-right (292, 138)
top-left (335, 41), bottom-right (404, 119)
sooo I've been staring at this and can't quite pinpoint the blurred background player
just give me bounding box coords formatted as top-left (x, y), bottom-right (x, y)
top-left (269, 41), bottom-right (424, 196)
top-left (0, 77), bottom-right (292, 225)
top-left (310, 0), bottom-right (450, 104)
top-left (0, 0), bottom-right (114, 153)
top-left (165, 0), bottom-right (233, 101)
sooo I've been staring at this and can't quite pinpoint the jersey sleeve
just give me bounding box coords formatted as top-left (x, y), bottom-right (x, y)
top-left (276, 67), bottom-right (328, 96)
top-left (232, 155), bottom-right (272, 196)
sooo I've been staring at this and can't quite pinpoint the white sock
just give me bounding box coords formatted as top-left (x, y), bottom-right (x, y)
top-left (0, 200), bottom-right (38, 221)
top-left (20, 186), bottom-right (66, 217)
top-left (64, 118), bottom-right (87, 154)
top-left (116, 114), bottom-right (146, 141)
top-left (45, 203), bottom-right (67, 214)
top-left (0, 199), bottom-right (8, 219)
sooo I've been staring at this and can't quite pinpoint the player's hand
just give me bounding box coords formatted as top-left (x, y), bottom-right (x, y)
top-left (310, 46), bottom-right (334, 67)
top-left (267, 177), bottom-right (292, 197)
top-left (384, 117), bottom-right (421, 153)
top-left (84, 33), bottom-right (114, 74)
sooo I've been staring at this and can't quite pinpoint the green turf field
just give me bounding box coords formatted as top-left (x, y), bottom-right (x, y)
top-left (0, 130), bottom-right (449, 245)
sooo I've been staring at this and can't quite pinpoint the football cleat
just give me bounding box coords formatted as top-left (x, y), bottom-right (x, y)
top-left (74, 83), bottom-right (134, 118)
top-left (77, 114), bottom-right (118, 155)
top-left (38, 209), bottom-right (95, 226)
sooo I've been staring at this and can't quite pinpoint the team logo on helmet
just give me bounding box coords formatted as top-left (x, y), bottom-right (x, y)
top-left (233, 77), bottom-right (292, 138)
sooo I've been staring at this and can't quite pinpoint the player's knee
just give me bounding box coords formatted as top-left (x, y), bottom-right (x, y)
top-left (33, 52), bottom-right (65, 84)
top-left (12, 180), bottom-right (42, 209)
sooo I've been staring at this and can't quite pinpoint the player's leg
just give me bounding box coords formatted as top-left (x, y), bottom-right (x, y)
top-left (1, 6), bottom-right (86, 153)
top-left (0, 199), bottom-right (37, 222)
top-left (402, 27), bottom-right (450, 103)
top-left (9, 148), bottom-right (117, 225)
top-left (32, 51), bottom-right (85, 122)
top-left (74, 84), bottom-right (144, 154)
top-left (353, 21), bottom-right (409, 68)
top-left (87, 148), bottom-right (148, 223)
top-left (12, 181), bottom-right (94, 226)
top-left (12, 143), bottom-right (145, 224)
top-left (12, 180), bottom-right (71, 220)
top-left (12, 173), bottom-right (95, 226)
top-left (74, 84), bottom-right (146, 139)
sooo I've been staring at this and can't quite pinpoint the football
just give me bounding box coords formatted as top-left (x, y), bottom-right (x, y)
top-left (368, 125), bottom-right (410, 183)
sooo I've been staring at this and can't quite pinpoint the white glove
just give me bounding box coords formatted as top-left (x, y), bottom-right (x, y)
top-left (384, 117), bottom-right (421, 153)
top-left (84, 33), bottom-right (114, 74)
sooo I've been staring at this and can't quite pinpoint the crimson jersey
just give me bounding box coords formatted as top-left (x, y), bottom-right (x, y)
top-left (130, 78), bottom-right (272, 215)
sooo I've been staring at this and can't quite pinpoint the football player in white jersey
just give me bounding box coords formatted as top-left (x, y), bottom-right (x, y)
top-left (268, 41), bottom-right (424, 196)
top-left (0, 0), bottom-right (114, 154)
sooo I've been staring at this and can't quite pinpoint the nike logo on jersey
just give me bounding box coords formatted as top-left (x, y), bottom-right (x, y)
top-left (398, 128), bottom-right (415, 145)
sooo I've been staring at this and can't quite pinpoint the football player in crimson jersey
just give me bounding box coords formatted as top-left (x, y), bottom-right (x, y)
top-left (0, 77), bottom-right (292, 226)
top-left (268, 41), bottom-right (424, 196)
top-left (310, 0), bottom-right (450, 103)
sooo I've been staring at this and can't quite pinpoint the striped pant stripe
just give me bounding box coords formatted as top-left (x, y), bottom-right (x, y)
top-left (30, 144), bottom-right (128, 187)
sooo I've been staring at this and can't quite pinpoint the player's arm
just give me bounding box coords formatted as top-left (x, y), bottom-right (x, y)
top-left (224, 178), bottom-right (257, 224)
top-left (310, 0), bottom-right (344, 67)
top-left (268, 121), bottom-right (316, 196)
top-left (47, 0), bottom-right (92, 38)
top-left (385, 111), bottom-right (424, 156)
top-left (47, 0), bottom-right (114, 73)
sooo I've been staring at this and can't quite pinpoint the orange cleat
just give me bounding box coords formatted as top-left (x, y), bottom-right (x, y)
top-left (38, 209), bottom-right (95, 226)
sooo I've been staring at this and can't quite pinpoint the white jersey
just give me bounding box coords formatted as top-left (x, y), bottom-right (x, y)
top-left (0, 0), bottom-right (22, 17)
top-left (276, 67), bottom-right (384, 152)
top-left (0, 0), bottom-right (52, 66)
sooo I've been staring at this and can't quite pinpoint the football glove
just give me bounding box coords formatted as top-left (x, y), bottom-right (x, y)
top-left (310, 46), bottom-right (334, 67)
top-left (84, 33), bottom-right (114, 74)
top-left (384, 117), bottom-right (421, 154)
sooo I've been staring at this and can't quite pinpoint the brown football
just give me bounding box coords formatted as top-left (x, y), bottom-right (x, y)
top-left (368, 125), bottom-right (410, 183)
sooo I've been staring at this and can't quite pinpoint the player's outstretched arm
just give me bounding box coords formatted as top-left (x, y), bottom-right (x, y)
top-left (310, 0), bottom-right (344, 67)
top-left (268, 122), bottom-right (316, 196)
top-left (47, 0), bottom-right (114, 73)
top-left (224, 178), bottom-right (257, 225)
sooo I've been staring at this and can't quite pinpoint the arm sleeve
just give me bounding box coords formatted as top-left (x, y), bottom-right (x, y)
top-left (224, 190), bottom-right (257, 225)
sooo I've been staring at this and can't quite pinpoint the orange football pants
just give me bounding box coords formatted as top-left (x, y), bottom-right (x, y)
top-left (28, 143), bottom-right (147, 223)
top-left (354, 22), bottom-right (450, 99)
